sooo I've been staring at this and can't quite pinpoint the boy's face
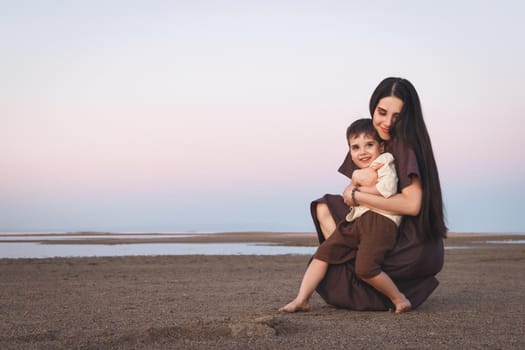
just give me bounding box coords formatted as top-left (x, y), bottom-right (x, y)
top-left (348, 133), bottom-right (384, 169)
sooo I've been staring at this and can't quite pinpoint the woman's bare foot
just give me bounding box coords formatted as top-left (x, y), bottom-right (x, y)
top-left (278, 299), bottom-right (310, 313)
top-left (393, 295), bottom-right (412, 314)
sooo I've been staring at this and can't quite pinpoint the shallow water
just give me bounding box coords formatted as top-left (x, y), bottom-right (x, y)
top-left (485, 240), bottom-right (525, 244)
top-left (0, 234), bottom-right (193, 241)
top-left (0, 242), bottom-right (317, 259)
top-left (1, 233), bottom-right (524, 259)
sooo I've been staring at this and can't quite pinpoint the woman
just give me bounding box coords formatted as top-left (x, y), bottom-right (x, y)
top-left (311, 77), bottom-right (447, 311)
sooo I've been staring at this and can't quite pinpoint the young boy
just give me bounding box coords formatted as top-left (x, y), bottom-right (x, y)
top-left (279, 118), bottom-right (411, 314)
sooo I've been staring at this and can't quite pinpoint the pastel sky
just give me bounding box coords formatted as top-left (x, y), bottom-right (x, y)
top-left (2, 1), bottom-right (524, 233)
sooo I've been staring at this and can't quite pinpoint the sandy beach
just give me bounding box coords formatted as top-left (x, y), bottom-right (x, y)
top-left (1, 233), bottom-right (524, 349)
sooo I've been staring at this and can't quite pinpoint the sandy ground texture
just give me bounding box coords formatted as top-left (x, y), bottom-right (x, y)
top-left (1, 233), bottom-right (524, 349)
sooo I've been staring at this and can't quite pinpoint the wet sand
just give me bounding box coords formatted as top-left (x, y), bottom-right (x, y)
top-left (1, 233), bottom-right (524, 349)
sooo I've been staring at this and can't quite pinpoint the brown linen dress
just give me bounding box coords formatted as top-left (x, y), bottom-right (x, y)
top-left (311, 141), bottom-right (444, 311)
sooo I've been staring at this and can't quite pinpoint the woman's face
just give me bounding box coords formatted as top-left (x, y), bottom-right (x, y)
top-left (372, 96), bottom-right (404, 141)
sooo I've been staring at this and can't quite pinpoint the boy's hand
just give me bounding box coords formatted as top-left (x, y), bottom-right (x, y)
top-left (351, 163), bottom-right (382, 186)
top-left (371, 162), bottom-right (384, 171)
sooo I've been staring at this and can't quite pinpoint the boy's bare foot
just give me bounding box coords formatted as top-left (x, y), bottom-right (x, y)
top-left (278, 299), bottom-right (310, 313)
top-left (393, 295), bottom-right (412, 314)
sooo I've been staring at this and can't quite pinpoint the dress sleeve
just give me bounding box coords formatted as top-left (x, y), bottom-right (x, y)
top-left (390, 141), bottom-right (420, 191)
top-left (338, 152), bottom-right (356, 179)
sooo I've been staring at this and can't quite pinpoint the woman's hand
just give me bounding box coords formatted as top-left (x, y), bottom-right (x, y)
top-left (351, 163), bottom-right (383, 187)
top-left (343, 184), bottom-right (356, 207)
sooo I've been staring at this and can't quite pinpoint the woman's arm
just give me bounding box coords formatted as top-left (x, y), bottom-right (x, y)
top-left (344, 176), bottom-right (422, 216)
top-left (357, 185), bottom-right (382, 196)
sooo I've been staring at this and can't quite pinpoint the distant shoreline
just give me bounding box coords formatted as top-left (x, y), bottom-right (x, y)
top-left (1, 230), bottom-right (524, 236)
top-left (0, 231), bottom-right (524, 246)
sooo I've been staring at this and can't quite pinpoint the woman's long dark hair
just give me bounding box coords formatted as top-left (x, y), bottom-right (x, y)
top-left (369, 77), bottom-right (447, 241)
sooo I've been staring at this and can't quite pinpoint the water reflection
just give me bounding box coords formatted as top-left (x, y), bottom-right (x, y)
top-left (0, 242), bottom-right (317, 259)
top-left (1, 239), bottom-right (523, 259)
top-left (0, 234), bottom-right (193, 241)
top-left (485, 240), bottom-right (525, 244)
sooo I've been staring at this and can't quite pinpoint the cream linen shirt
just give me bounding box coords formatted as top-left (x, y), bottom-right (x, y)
top-left (345, 152), bottom-right (402, 226)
